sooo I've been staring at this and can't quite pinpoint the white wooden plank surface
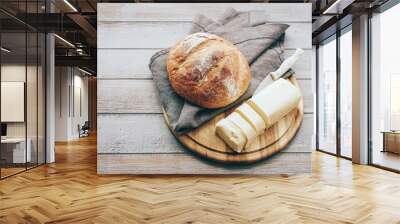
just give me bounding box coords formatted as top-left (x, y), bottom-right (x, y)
top-left (97, 152), bottom-right (311, 174)
top-left (97, 49), bottom-right (312, 80)
top-left (97, 80), bottom-right (161, 114)
top-left (98, 114), bottom-right (182, 154)
top-left (97, 79), bottom-right (314, 114)
top-left (98, 22), bottom-right (311, 49)
top-left (97, 49), bottom-right (159, 79)
top-left (98, 3), bottom-right (312, 23)
top-left (97, 114), bottom-right (313, 154)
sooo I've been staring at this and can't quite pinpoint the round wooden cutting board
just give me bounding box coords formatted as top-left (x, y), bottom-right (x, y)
top-left (163, 76), bottom-right (304, 163)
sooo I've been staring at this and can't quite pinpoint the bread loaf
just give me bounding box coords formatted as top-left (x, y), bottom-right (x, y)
top-left (167, 33), bottom-right (251, 109)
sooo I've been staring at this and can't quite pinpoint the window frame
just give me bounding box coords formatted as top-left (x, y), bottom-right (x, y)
top-left (316, 24), bottom-right (353, 161)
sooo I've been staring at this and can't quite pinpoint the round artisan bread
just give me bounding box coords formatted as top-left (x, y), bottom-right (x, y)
top-left (167, 32), bottom-right (251, 109)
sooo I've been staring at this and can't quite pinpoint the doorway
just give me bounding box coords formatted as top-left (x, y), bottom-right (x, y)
top-left (54, 66), bottom-right (96, 149)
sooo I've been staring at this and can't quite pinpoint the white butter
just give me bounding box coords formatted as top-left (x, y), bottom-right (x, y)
top-left (236, 103), bottom-right (266, 135)
top-left (248, 79), bottom-right (301, 128)
top-left (215, 119), bottom-right (246, 153)
top-left (228, 112), bottom-right (257, 147)
top-left (215, 78), bottom-right (301, 153)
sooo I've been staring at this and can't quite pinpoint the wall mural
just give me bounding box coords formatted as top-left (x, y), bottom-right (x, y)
top-left (97, 3), bottom-right (313, 174)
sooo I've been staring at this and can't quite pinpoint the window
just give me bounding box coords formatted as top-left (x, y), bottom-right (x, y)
top-left (317, 36), bottom-right (337, 154)
top-left (339, 28), bottom-right (352, 158)
top-left (370, 3), bottom-right (400, 171)
top-left (317, 25), bottom-right (353, 159)
top-left (389, 74), bottom-right (400, 130)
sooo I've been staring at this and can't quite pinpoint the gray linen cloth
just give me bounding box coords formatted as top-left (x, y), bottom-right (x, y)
top-left (149, 8), bottom-right (292, 135)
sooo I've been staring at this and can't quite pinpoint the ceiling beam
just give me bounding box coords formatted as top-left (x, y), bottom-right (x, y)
top-left (322, 0), bottom-right (356, 15)
top-left (67, 13), bottom-right (97, 47)
top-left (55, 55), bottom-right (96, 71)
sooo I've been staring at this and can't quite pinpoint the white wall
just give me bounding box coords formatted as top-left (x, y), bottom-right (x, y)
top-left (1, 64), bottom-right (37, 138)
top-left (55, 66), bottom-right (70, 141)
top-left (71, 72), bottom-right (89, 138)
top-left (55, 67), bottom-right (89, 141)
top-left (1, 63), bottom-right (46, 164)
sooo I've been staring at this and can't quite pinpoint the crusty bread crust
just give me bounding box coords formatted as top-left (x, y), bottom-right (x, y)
top-left (167, 33), bottom-right (251, 109)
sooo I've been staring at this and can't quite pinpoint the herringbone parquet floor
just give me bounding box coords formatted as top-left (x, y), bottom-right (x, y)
top-left (1, 134), bottom-right (400, 224)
